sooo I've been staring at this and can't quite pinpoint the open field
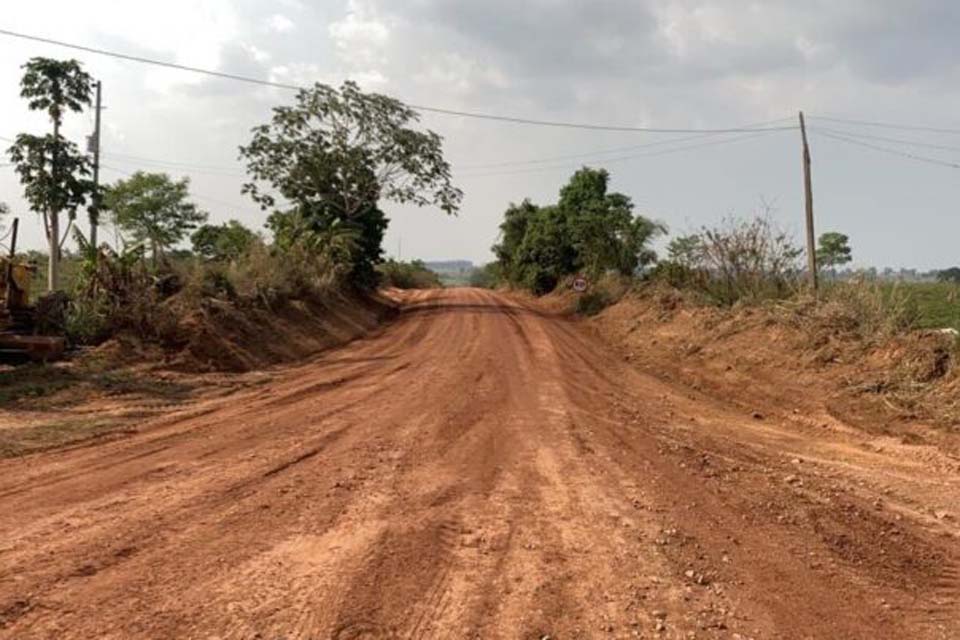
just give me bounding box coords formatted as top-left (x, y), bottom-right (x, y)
top-left (0, 288), bottom-right (957, 639)
top-left (898, 281), bottom-right (960, 332)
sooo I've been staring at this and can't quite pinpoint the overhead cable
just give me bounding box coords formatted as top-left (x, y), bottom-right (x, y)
top-left (0, 28), bottom-right (798, 134)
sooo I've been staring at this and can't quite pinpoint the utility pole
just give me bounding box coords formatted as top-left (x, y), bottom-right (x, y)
top-left (89, 80), bottom-right (103, 249)
top-left (5, 218), bottom-right (19, 311)
top-left (799, 111), bottom-right (818, 295)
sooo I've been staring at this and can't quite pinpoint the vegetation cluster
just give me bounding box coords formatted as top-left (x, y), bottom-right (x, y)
top-left (4, 57), bottom-right (459, 348)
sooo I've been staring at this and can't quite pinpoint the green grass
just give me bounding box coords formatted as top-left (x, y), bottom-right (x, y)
top-left (819, 280), bottom-right (960, 333)
top-left (888, 282), bottom-right (960, 332)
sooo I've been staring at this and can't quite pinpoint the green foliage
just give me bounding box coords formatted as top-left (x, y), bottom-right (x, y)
top-left (105, 172), bottom-right (208, 264)
top-left (8, 57), bottom-right (96, 292)
top-left (575, 290), bottom-right (612, 316)
top-left (378, 260), bottom-right (441, 289)
top-left (666, 234), bottom-right (702, 268)
top-left (817, 231), bottom-right (853, 272)
top-left (240, 81), bottom-right (461, 288)
top-left (7, 134), bottom-right (93, 223)
top-left (873, 281), bottom-right (960, 333)
top-left (493, 168), bottom-right (664, 295)
top-left (191, 220), bottom-right (258, 261)
top-left (468, 263), bottom-right (501, 289)
top-left (67, 232), bottom-right (177, 344)
top-left (19, 58), bottom-right (92, 125)
top-left (937, 267), bottom-right (960, 284)
top-left (266, 209), bottom-right (365, 284)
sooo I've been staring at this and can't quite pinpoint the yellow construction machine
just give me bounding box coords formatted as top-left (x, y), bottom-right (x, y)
top-left (0, 219), bottom-right (66, 363)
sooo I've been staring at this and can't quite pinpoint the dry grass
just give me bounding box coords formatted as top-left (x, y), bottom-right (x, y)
top-left (630, 277), bottom-right (958, 428)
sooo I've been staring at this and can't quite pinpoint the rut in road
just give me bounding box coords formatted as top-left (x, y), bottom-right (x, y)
top-left (0, 288), bottom-right (958, 639)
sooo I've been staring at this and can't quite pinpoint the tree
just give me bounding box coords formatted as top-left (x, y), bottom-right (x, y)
top-left (938, 267), bottom-right (960, 284)
top-left (240, 80), bottom-right (462, 287)
top-left (6, 57), bottom-right (94, 290)
top-left (105, 172), bottom-right (207, 266)
top-left (559, 168), bottom-right (664, 276)
top-left (492, 167), bottom-right (664, 294)
top-left (191, 220), bottom-right (258, 261)
top-left (816, 232), bottom-right (852, 275)
top-left (666, 234), bottom-right (703, 268)
top-left (492, 199), bottom-right (539, 280)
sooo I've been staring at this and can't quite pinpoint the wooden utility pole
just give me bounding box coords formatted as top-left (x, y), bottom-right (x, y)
top-left (5, 218), bottom-right (19, 311)
top-left (799, 111), bottom-right (818, 294)
top-left (89, 80), bottom-right (103, 249)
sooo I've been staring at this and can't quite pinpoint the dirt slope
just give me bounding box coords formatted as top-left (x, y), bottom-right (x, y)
top-left (1, 288), bottom-right (958, 639)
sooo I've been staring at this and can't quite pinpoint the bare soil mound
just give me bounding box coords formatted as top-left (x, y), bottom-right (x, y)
top-left (582, 284), bottom-right (959, 436)
top-left (90, 288), bottom-right (397, 374)
top-left (172, 289), bottom-right (396, 373)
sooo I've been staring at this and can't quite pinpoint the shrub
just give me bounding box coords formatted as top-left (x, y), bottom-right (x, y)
top-left (191, 220), bottom-right (257, 261)
top-left (576, 290), bottom-right (611, 316)
top-left (656, 215), bottom-right (803, 306)
top-left (468, 263), bottom-right (501, 289)
top-left (67, 238), bottom-right (180, 345)
top-left (378, 260), bottom-right (441, 289)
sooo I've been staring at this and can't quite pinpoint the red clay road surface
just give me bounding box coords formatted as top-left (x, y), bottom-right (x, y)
top-left (1, 289), bottom-right (958, 639)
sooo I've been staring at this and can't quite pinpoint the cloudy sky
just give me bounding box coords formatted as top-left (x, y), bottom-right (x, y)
top-left (1, 0), bottom-right (959, 269)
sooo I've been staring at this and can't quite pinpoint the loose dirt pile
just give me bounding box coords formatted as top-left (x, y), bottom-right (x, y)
top-left (169, 288), bottom-right (397, 373)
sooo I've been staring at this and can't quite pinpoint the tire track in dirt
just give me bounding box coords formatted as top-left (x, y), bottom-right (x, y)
top-left (1, 288), bottom-right (958, 639)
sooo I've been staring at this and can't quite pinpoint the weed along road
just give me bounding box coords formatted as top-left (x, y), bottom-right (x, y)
top-left (1, 288), bottom-right (958, 639)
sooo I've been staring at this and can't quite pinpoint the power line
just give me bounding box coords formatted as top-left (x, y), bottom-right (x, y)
top-left (0, 28), bottom-right (798, 134)
top-left (456, 117), bottom-right (797, 170)
top-left (813, 130), bottom-right (960, 170)
top-left (809, 126), bottom-right (960, 154)
top-left (808, 114), bottom-right (960, 135)
top-left (458, 128), bottom-right (787, 178)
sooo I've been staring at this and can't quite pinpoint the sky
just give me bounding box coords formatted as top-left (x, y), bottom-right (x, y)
top-left (1, 0), bottom-right (959, 270)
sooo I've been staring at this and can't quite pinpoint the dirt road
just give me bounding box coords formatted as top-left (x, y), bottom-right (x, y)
top-left (1, 289), bottom-right (958, 639)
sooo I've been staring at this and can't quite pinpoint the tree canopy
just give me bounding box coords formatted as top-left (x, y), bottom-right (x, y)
top-left (8, 134), bottom-right (92, 229)
top-left (817, 232), bottom-right (853, 272)
top-left (191, 220), bottom-right (258, 261)
top-left (240, 80), bottom-right (461, 287)
top-left (938, 267), bottom-right (960, 284)
top-left (493, 167), bottom-right (664, 294)
top-left (105, 172), bottom-right (207, 264)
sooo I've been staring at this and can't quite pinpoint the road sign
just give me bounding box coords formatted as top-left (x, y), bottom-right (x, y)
top-left (572, 275), bottom-right (588, 293)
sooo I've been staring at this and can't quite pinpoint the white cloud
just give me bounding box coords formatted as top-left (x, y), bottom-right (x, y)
top-left (3, 0), bottom-right (960, 268)
top-left (244, 44), bottom-right (272, 64)
top-left (269, 14), bottom-right (296, 33)
top-left (329, 0), bottom-right (390, 66)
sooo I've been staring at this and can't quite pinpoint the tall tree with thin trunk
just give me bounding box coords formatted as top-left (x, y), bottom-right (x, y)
top-left (6, 57), bottom-right (94, 291)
